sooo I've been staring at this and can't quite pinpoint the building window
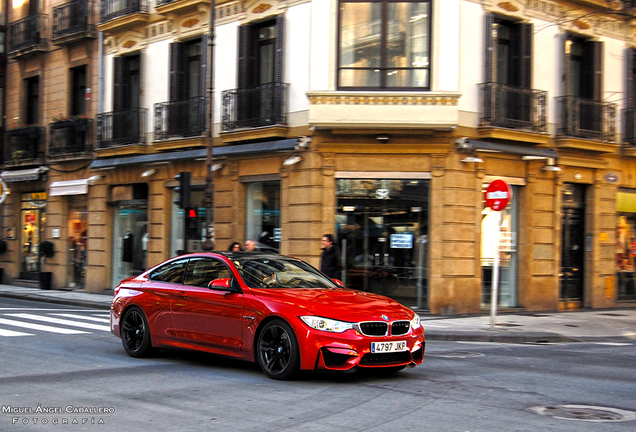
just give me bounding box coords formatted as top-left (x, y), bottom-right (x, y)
top-left (70, 65), bottom-right (87, 117)
top-left (616, 190), bottom-right (636, 301)
top-left (25, 76), bottom-right (39, 125)
top-left (337, 0), bottom-right (431, 90)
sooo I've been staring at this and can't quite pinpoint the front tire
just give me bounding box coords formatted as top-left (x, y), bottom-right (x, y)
top-left (257, 319), bottom-right (300, 380)
top-left (120, 307), bottom-right (153, 358)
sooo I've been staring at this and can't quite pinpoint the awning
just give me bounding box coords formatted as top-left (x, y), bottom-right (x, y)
top-left (456, 139), bottom-right (558, 159)
top-left (49, 179), bottom-right (90, 196)
top-left (0, 167), bottom-right (49, 183)
top-left (90, 138), bottom-right (299, 170)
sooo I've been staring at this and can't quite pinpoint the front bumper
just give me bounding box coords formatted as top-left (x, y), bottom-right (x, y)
top-left (296, 324), bottom-right (425, 371)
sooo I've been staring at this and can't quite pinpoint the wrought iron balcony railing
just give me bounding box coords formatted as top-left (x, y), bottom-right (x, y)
top-left (100, 0), bottom-right (148, 24)
top-left (479, 83), bottom-right (547, 133)
top-left (5, 126), bottom-right (46, 166)
top-left (221, 82), bottom-right (289, 132)
top-left (557, 96), bottom-right (616, 142)
top-left (97, 108), bottom-right (147, 149)
top-left (154, 97), bottom-right (206, 141)
top-left (52, 0), bottom-right (96, 42)
top-left (49, 118), bottom-right (94, 157)
top-left (8, 14), bottom-right (48, 54)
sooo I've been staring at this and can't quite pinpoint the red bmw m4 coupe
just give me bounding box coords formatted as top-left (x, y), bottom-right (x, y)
top-left (110, 252), bottom-right (425, 379)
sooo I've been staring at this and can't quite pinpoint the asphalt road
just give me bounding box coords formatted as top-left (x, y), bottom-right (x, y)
top-left (1, 298), bottom-right (635, 432)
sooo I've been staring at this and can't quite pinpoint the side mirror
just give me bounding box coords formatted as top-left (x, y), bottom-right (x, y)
top-left (208, 278), bottom-right (236, 292)
top-left (332, 278), bottom-right (344, 287)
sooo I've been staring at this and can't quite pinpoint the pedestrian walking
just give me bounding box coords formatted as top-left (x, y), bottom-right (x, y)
top-left (244, 239), bottom-right (256, 251)
top-left (228, 242), bottom-right (242, 252)
top-left (320, 234), bottom-right (342, 279)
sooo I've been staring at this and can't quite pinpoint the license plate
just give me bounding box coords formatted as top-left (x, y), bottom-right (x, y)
top-left (371, 341), bottom-right (407, 353)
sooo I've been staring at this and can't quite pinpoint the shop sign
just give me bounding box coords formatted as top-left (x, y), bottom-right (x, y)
top-left (485, 180), bottom-right (511, 211)
top-left (390, 233), bottom-right (413, 249)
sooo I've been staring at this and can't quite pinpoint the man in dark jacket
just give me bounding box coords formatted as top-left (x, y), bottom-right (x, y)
top-left (320, 234), bottom-right (342, 280)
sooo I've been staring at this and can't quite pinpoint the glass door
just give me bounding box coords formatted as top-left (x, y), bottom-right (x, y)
top-left (336, 178), bottom-right (429, 308)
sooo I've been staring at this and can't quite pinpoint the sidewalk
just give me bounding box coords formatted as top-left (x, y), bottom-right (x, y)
top-left (0, 283), bottom-right (635, 344)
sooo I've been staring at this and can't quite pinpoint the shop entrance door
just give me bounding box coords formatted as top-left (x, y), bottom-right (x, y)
top-left (560, 183), bottom-right (586, 304)
top-left (336, 179), bottom-right (429, 309)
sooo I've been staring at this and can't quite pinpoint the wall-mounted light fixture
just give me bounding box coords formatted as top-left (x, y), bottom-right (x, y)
top-left (543, 158), bottom-right (562, 172)
top-left (141, 169), bottom-right (157, 178)
top-left (522, 155), bottom-right (548, 161)
top-left (461, 156), bottom-right (484, 163)
top-left (376, 134), bottom-right (390, 143)
top-left (283, 155), bottom-right (303, 166)
top-left (87, 174), bottom-right (104, 184)
top-left (211, 163), bottom-right (224, 172)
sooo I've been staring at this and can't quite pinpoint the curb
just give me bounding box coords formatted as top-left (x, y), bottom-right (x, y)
top-left (0, 291), bottom-right (111, 310)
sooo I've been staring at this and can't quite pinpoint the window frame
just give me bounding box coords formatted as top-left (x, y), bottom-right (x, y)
top-left (336, 0), bottom-right (432, 91)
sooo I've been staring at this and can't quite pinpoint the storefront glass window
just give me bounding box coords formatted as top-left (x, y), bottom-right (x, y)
top-left (616, 189), bottom-right (636, 300)
top-left (336, 178), bottom-right (429, 309)
top-left (245, 181), bottom-right (281, 252)
top-left (170, 189), bottom-right (210, 255)
top-left (67, 195), bottom-right (88, 289)
top-left (481, 184), bottom-right (519, 308)
top-left (112, 201), bottom-right (147, 287)
top-left (20, 192), bottom-right (47, 278)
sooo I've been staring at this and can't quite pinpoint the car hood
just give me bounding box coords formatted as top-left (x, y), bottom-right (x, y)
top-left (253, 288), bottom-right (414, 322)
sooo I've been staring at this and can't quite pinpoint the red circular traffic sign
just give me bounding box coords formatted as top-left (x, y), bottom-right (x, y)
top-left (485, 179), bottom-right (511, 211)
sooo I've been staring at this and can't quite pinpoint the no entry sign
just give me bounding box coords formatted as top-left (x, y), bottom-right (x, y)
top-left (485, 179), bottom-right (511, 211)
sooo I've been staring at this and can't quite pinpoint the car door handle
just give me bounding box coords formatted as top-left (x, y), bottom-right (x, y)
top-left (176, 291), bottom-right (188, 298)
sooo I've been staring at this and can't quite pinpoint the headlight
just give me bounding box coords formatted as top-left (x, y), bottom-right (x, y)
top-left (300, 316), bottom-right (353, 333)
top-left (411, 314), bottom-right (421, 330)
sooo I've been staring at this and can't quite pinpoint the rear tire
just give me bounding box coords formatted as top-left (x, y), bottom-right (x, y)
top-left (120, 307), bottom-right (153, 358)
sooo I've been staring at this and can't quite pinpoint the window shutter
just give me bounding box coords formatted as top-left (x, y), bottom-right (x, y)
top-left (237, 25), bottom-right (250, 89)
top-left (274, 14), bottom-right (284, 84)
top-left (113, 56), bottom-right (123, 111)
top-left (169, 43), bottom-right (187, 101)
top-left (592, 41), bottom-right (603, 102)
top-left (520, 23), bottom-right (532, 89)
top-left (628, 47), bottom-right (635, 109)
top-left (199, 34), bottom-right (208, 133)
top-left (484, 13), bottom-right (494, 83)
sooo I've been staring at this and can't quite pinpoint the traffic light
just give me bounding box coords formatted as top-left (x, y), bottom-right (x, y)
top-left (185, 208), bottom-right (199, 239)
top-left (174, 171), bottom-right (191, 209)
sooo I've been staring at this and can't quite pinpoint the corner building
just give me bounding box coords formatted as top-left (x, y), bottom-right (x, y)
top-left (1, 0), bottom-right (636, 316)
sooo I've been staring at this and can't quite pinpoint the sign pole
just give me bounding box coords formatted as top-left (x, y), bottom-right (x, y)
top-left (484, 179), bottom-right (512, 331)
top-left (490, 210), bottom-right (501, 330)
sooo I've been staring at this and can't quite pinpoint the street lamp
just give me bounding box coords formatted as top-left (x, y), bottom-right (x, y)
top-left (203, 0), bottom-right (216, 251)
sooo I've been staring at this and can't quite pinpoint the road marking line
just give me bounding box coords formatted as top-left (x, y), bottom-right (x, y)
top-left (0, 328), bottom-right (34, 337)
top-left (0, 318), bottom-right (88, 334)
top-left (51, 313), bottom-right (110, 323)
top-left (6, 314), bottom-right (110, 332)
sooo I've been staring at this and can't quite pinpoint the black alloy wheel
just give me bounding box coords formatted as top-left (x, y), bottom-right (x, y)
top-left (257, 320), bottom-right (300, 380)
top-left (120, 307), bottom-right (153, 358)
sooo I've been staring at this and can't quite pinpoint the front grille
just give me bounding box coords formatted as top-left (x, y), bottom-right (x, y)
top-left (391, 321), bottom-right (410, 336)
top-left (359, 351), bottom-right (412, 366)
top-left (358, 322), bottom-right (388, 336)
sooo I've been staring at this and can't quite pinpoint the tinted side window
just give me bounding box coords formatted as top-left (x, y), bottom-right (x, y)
top-left (149, 259), bottom-right (187, 283)
top-left (184, 258), bottom-right (232, 288)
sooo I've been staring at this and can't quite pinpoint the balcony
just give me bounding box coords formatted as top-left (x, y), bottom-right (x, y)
top-left (4, 126), bottom-right (46, 167)
top-left (98, 0), bottom-right (149, 33)
top-left (97, 108), bottom-right (147, 150)
top-left (49, 118), bottom-right (94, 160)
top-left (52, 0), bottom-right (97, 45)
top-left (478, 83), bottom-right (548, 143)
top-left (221, 83), bottom-right (289, 142)
top-left (556, 96), bottom-right (617, 152)
top-left (8, 14), bottom-right (48, 58)
top-left (155, 0), bottom-right (210, 16)
top-left (154, 97), bottom-right (206, 147)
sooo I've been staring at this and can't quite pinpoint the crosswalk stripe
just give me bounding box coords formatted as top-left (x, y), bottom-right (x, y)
top-left (0, 328), bottom-right (33, 337)
top-left (51, 313), bottom-right (110, 324)
top-left (0, 318), bottom-right (88, 334)
top-left (6, 314), bottom-right (110, 332)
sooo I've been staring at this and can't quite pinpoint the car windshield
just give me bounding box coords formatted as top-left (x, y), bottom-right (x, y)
top-left (232, 257), bottom-right (338, 289)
